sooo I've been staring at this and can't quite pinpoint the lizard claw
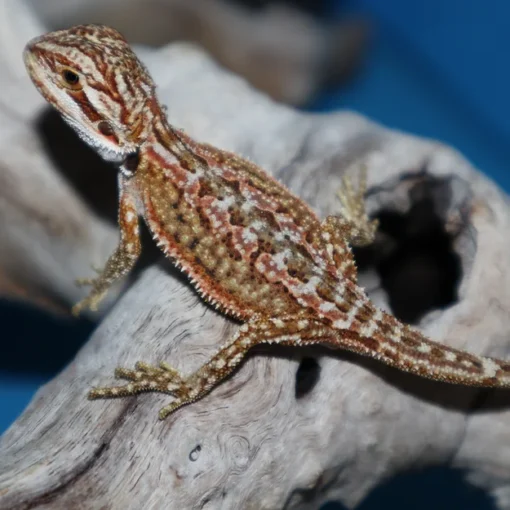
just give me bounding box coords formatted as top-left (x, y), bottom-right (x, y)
top-left (88, 360), bottom-right (188, 418)
top-left (75, 263), bottom-right (104, 287)
top-left (72, 290), bottom-right (107, 316)
top-left (89, 360), bottom-right (185, 396)
top-left (75, 277), bottom-right (96, 288)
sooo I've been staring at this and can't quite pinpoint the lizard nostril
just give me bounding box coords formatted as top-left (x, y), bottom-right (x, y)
top-left (98, 121), bottom-right (114, 136)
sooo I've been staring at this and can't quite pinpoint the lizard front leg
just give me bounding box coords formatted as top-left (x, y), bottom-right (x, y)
top-left (88, 314), bottom-right (337, 419)
top-left (73, 181), bottom-right (141, 315)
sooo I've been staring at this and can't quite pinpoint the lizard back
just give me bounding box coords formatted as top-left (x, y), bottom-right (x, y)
top-left (135, 126), bottom-right (360, 322)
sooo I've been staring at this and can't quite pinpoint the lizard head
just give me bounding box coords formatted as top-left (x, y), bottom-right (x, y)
top-left (24, 24), bottom-right (158, 166)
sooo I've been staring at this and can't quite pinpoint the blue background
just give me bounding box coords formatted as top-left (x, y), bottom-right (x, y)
top-left (2, 1), bottom-right (509, 508)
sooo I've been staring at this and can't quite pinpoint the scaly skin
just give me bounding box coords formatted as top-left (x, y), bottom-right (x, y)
top-left (24, 25), bottom-right (510, 419)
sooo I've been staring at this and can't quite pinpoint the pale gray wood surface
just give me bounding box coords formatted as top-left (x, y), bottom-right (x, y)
top-left (1, 1), bottom-right (510, 508)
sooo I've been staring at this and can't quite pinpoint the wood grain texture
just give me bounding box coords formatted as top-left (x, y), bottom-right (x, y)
top-left (1, 1), bottom-right (510, 508)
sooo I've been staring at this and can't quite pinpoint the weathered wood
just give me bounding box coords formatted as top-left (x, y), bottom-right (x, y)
top-left (1, 1), bottom-right (510, 509)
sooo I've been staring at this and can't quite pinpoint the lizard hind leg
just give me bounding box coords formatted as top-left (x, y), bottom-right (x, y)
top-left (88, 308), bottom-right (510, 420)
top-left (335, 164), bottom-right (378, 247)
top-left (88, 315), bottom-right (337, 419)
top-left (317, 165), bottom-right (378, 283)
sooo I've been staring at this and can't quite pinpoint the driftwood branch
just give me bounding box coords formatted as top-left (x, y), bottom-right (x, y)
top-left (2, 2), bottom-right (510, 509)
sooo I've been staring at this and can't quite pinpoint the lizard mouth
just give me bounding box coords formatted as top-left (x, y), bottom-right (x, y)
top-left (23, 49), bottom-right (43, 91)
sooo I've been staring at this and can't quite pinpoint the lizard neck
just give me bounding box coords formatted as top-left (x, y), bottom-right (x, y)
top-left (119, 98), bottom-right (190, 178)
top-left (142, 102), bottom-right (207, 175)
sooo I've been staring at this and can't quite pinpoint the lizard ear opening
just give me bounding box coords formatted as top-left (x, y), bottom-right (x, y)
top-left (352, 172), bottom-right (462, 325)
top-left (120, 149), bottom-right (140, 178)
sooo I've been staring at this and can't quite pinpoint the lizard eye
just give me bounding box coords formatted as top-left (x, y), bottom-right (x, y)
top-left (60, 68), bottom-right (82, 90)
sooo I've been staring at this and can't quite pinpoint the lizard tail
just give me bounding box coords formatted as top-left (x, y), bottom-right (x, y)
top-left (339, 307), bottom-right (510, 387)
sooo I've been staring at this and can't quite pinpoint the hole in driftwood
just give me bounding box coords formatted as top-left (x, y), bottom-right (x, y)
top-left (295, 357), bottom-right (321, 398)
top-left (355, 172), bottom-right (466, 325)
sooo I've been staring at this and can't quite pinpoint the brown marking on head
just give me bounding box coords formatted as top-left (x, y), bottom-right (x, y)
top-left (24, 24), bottom-right (159, 164)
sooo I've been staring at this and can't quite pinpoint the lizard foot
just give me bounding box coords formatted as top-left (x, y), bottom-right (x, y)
top-left (73, 265), bottom-right (113, 315)
top-left (72, 289), bottom-right (108, 315)
top-left (89, 361), bottom-right (191, 419)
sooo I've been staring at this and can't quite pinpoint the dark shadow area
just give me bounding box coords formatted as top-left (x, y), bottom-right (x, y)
top-left (295, 357), bottom-right (321, 398)
top-left (354, 173), bottom-right (463, 324)
top-left (322, 466), bottom-right (496, 510)
top-left (358, 467), bottom-right (496, 510)
top-left (233, 0), bottom-right (332, 17)
top-left (35, 108), bottom-right (118, 223)
top-left (0, 299), bottom-right (95, 376)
